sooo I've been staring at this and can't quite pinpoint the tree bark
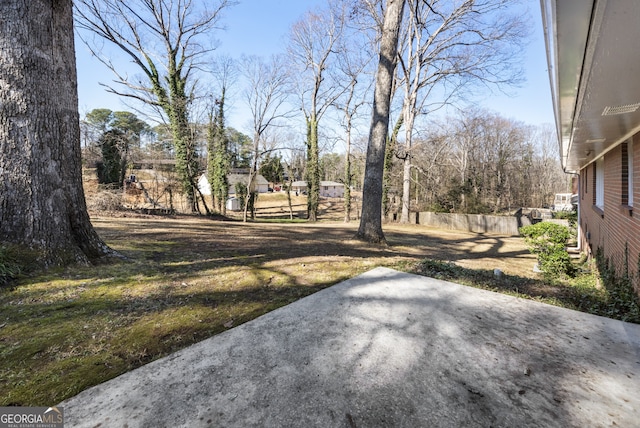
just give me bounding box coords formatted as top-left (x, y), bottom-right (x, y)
top-left (0, 0), bottom-right (114, 266)
top-left (400, 155), bottom-right (412, 222)
top-left (356, 0), bottom-right (405, 243)
top-left (306, 117), bottom-right (320, 222)
top-left (343, 127), bottom-right (352, 223)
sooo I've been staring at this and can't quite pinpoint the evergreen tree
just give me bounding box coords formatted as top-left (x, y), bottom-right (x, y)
top-left (97, 129), bottom-right (125, 186)
top-left (260, 154), bottom-right (284, 185)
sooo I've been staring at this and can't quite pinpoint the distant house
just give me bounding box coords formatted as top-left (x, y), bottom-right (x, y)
top-left (320, 181), bottom-right (344, 198)
top-left (289, 180), bottom-right (344, 198)
top-left (228, 173), bottom-right (269, 194)
top-left (198, 172), bottom-right (269, 196)
top-left (541, 0), bottom-right (640, 292)
top-left (291, 181), bottom-right (307, 194)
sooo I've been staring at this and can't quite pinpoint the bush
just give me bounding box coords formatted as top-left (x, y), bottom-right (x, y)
top-left (591, 248), bottom-right (640, 323)
top-left (86, 190), bottom-right (123, 211)
top-left (520, 222), bottom-right (574, 277)
top-left (553, 210), bottom-right (577, 221)
top-left (0, 246), bottom-right (22, 286)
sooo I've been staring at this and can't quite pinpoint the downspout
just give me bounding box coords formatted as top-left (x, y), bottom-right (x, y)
top-left (568, 173), bottom-right (582, 253)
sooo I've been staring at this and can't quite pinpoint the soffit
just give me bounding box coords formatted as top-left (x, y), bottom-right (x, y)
top-left (549, 0), bottom-right (640, 172)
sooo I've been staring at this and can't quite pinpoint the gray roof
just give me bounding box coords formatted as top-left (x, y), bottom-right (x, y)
top-left (290, 181), bottom-right (343, 187)
top-left (228, 173), bottom-right (268, 187)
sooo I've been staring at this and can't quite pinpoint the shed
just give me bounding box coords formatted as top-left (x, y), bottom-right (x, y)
top-left (197, 174), bottom-right (212, 196)
top-left (226, 197), bottom-right (241, 211)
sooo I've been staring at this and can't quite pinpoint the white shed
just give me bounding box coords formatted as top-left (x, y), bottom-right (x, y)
top-left (226, 197), bottom-right (241, 211)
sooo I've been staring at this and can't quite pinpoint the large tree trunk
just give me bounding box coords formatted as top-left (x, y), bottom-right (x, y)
top-left (0, 0), bottom-right (114, 266)
top-left (400, 155), bottom-right (412, 222)
top-left (356, 0), bottom-right (405, 243)
top-left (400, 107), bottom-right (415, 223)
top-left (382, 116), bottom-right (403, 219)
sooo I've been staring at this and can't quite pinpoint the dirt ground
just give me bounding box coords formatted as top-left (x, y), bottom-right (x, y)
top-left (85, 176), bottom-right (540, 287)
top-left (91, 211), bottom-right (538, 279)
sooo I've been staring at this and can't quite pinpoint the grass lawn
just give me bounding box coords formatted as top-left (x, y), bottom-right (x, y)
top-left (0, 214), bottom-right (635, 406)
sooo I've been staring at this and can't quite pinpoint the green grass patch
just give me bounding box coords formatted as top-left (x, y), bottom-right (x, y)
top-left (411, 258), bottom-right (640, 323)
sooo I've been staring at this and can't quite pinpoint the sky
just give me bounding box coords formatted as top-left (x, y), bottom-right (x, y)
top-left (75, 0), bottom-right (556, 134)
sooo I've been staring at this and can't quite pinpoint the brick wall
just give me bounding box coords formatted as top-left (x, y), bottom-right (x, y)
top-left (579, 134), bottom-right (640, 292)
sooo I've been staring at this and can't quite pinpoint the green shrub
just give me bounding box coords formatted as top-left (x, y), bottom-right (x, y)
top-left (591, 248), bottom-right (640, 323)
top-left (0, 246), bottom-right (22, 286)
top-left (553, 210), bottom-right (577, 221)
top-left (520, 222), bottom-right (574, 277)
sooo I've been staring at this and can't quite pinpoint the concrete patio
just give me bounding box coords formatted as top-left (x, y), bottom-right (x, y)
top-left (60, 267), bottom-right (640, 427)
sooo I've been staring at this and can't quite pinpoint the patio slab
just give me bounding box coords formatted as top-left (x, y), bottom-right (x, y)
top-left (60, 267), bottom-right (640, 427)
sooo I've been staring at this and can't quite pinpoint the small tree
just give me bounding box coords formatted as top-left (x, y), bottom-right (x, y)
top-left (240, 54), bottom-right (290, 222)
top-left (288, 4), bottom-right (347, 221)
top-left (382, 117), bottom-right (403, 218)
top-left (85, 109), bottom-right (150, 186)
top-left (234, 183), bottom-right (257, 219)
top-left (207, 93), bottom-right (230, 214)
top-left (235, 182), bottom-right (247, 210)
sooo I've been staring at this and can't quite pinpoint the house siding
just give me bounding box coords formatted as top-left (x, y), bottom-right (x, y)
top-left (579, 135), bottom-right (640, 292)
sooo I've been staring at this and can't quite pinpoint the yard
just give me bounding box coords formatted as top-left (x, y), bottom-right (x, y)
top-left (0, 212), bottom-right (626, 406)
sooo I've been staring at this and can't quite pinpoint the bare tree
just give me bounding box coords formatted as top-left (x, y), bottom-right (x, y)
top-left (357, 0), bottom-right (406, 243)
top-left (288, 5), bottom-right (347, 221)
top-left (412, 109), bottom-right (560, 214)
top-left (240, 55), bottom-right (291, 222)
top-left (0, 0), bottom-right (115, 267)
top-left (395, 0), bottom-right (528, 222)
top-left (74, 0), bottom-right (236, 212)
top-left (282, 139), bottom-right (307, 220)
top-left (527, 124), bottom-right (566, 207)
top-left (333, 29), bottom-right (374, 222)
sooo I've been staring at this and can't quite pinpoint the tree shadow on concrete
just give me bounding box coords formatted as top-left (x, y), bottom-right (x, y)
top-left (60, 269), bottom-right (640, 427)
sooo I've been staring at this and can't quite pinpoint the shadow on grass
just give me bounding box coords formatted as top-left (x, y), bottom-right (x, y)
top-left (0, 217), bottom-right (536, 406)
top-left (0, 274), bottom-right (336, 406)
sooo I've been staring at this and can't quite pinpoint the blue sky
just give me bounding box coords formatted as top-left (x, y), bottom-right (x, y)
top-left (75, 0), bottom-right (555, 131)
